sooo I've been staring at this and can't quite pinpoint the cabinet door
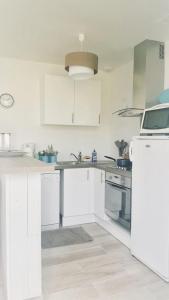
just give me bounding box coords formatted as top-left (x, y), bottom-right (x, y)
top-left (7, 174), bottom-right (28, 300)
top-left (63, 168), bottom-right (93, 217)
top-left (131, 138), bottom-right (169, 277)
top-left (94, 169), bottom-right (105, 219)
top-left (41, 173), bottom-right (60, 226)
top-left (1, 174), bottom-right (42, 300)
top-left (27, 174), bottom-right (41, 299)
top-left (43, 75), bottom-right (75, 125)
top-left (74, 80), bottom-right (101, 126)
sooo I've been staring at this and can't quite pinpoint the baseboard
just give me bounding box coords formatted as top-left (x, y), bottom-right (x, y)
top-left (42, 215), bottom-right (131, 249)
top-left (41, 223), bottom-right (59, 231)
top-left (95, 215), bottom-right (131, 248)
top-left (62, 214), bottom-right (95, 227)
top-left (131, 251), bottom-right (169, 282)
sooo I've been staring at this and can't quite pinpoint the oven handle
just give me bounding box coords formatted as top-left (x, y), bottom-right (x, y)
top-left (105, 180), bottom-right (130, 192)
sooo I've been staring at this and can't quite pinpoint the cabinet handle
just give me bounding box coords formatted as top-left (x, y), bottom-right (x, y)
top-left (101, 172), bottom-right (104, 183)
top-left (98, 114), bottom-right (101, 124)
top-left (87, 169), bottom-right (90, 181)
top-left (72, 113), bottom-right (74, 123)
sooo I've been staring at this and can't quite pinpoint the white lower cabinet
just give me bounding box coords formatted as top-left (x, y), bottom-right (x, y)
top-left (61, 168), bottom-right (95, 226)
top-left (0, 173), bottom-right (41, 300)
top-left (61, 168), bottom-right (106, 226)
top-left (41, 172), bottom-right (60, 230)
top-left (94, 169), bottom-right (105, 219)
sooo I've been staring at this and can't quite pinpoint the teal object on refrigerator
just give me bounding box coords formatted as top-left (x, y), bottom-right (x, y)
top-left (156, 89), bottom-right (169, 104)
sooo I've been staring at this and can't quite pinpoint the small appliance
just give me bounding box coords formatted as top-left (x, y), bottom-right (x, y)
top-left (140, 103), bottom-right (169, 135)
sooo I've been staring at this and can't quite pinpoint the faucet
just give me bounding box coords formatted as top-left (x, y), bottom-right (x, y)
top-left (70, 152), bottom-right (82, 163)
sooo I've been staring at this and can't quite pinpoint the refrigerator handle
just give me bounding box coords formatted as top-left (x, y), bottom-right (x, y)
top-left (129, 141), bottom-right (133, 162)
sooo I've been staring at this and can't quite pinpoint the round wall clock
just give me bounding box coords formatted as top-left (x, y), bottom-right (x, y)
top-left (0, 93), bottom-right (14, 108)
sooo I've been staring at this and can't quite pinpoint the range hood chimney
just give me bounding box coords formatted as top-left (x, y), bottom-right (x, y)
top-left (113, 39), bottom-right (165, 117)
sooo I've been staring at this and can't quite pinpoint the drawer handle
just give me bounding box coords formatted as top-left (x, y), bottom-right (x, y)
top-left (101, 172), bottom-right (104, 183)
top-left (87, 169), bottom-right (90, 180)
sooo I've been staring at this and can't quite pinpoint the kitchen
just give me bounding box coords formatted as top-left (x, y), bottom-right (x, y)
top-left (1, 1), bottom-right (169, 300)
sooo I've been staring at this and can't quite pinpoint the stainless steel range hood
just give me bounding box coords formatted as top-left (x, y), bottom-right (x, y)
top-left (112, 39), bottom-right (165, 117)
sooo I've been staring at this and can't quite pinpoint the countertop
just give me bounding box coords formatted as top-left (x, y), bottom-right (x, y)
top-left (55, 160), bottom-right (132, 178)
top-left (0, 156), bottom-right (55, 174)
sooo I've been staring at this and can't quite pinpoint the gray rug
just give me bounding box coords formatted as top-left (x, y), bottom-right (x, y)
top-left (41, 227), bottom-right (93, 249)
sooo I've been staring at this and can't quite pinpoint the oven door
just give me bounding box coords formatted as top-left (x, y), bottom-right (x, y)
top-left (105, 181), bottom-right (131, 230)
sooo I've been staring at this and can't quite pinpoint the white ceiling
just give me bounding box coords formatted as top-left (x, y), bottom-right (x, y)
top-left (1, 0), bottom-right (169, 70)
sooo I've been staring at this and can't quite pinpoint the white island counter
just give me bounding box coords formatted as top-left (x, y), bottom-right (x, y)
top-left (0, 157), bottom-right (54, 300)
top-left (0, 156), bottom-right (54, 174)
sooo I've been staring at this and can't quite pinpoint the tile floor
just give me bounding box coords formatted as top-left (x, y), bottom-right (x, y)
top-left (1, 223), bottom-right (169, 299)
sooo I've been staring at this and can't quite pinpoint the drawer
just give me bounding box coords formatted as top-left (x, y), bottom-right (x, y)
top-left (105, 172), bottom-right (121, 185)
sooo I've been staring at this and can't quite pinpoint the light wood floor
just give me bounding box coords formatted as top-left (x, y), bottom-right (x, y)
top-left (1, 223), bottom-right (169, 299)
top-left (40, 223), bottom-right (169, 300)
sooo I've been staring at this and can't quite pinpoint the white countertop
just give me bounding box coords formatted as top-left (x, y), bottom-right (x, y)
top-left (0, 156), bottom-right (55, 174)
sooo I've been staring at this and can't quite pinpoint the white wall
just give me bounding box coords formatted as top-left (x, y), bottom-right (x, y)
top-left (106, 61), bottom-right (140, 156)
top-left (164, 41), bottom-right (169, 89)
top-left (0, 57), bottom-right (139, 160)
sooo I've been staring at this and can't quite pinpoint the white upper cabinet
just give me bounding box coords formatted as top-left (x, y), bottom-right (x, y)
top-left (74, 80), bottom-right (101, 126)
top-left (43, 75), bottom-right (75, 125)
top-left (42, 75), bottom-right (101, 126)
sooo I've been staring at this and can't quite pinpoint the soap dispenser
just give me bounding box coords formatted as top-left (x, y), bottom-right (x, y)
top-left (92, 149), bottom-right (97, 162)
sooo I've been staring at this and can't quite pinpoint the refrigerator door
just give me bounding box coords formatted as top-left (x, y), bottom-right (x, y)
top-left (131, 137), bottom-right (169, 280)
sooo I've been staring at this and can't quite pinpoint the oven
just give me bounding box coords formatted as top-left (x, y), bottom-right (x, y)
top-left (105, 172), bottom-right (131, 231)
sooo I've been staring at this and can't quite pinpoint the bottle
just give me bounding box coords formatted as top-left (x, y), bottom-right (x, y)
top-left (92, 149), bottom-right (97, 162)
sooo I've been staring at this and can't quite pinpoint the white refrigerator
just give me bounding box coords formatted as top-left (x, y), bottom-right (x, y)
top-left (130, 135), bottom-right (169, 281)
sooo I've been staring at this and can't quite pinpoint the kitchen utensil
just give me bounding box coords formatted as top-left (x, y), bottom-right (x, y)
top-left (115, 140), bottom-right (128, 157)
top-left (104, 155), bottom-right (132, 170)
top-left (104, 156), bottom-right (116, 161)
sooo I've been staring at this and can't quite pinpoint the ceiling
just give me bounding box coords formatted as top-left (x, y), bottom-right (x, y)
top-left (1, 0), bottom-right (169, 70)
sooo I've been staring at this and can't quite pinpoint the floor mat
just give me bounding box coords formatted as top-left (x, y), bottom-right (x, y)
top-left (41, 226), bottom-right (93, 249)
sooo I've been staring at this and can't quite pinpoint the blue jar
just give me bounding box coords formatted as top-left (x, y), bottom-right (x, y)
top-left (42, 155), bottom-right (48, 163)
top-left (47, 155), bottom-right (56, 163)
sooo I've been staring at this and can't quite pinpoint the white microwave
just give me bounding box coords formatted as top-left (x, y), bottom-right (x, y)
top-left (140, 103), bottom-right (169, 135)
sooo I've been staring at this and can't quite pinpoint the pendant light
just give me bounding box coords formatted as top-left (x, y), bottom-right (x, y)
top-left (65, 33), bottom-right (98, 80)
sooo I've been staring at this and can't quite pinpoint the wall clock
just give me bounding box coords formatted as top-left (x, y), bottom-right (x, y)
top-left (0, 93), bottom-right (15, 108)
